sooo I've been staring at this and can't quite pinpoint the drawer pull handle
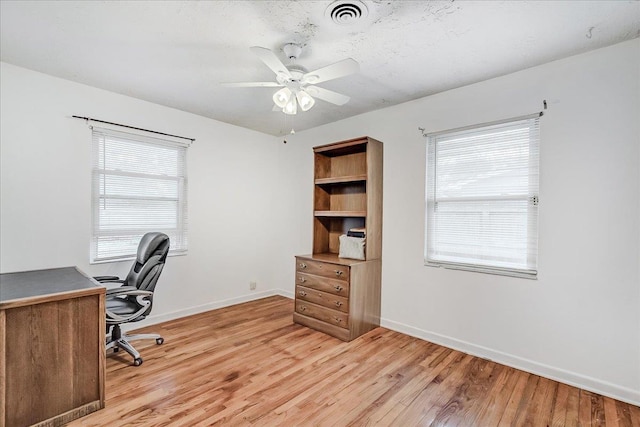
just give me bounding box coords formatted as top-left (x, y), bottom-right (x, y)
top-left (298, 291), bottom-right (307, 296)
top-left (334, 285), bottom-right (343, 292)
top-left (300, 306), bottom-right (307, 312)
top-left (334, 270), bottom-right (344, 277)
top-left (333, 316), bottom-right (343, 323)
top-left (299, 276), bottom-right (306, 283)
top-left (335, 301), bottom-right (342, 307)
top-left (299, 263), bottom-right (307, 269)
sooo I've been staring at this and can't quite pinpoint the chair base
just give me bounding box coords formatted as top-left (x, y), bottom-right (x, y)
top-left (106, 324), bottom-right (164, 366)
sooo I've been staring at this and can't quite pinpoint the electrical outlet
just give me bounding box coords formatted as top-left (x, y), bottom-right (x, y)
top-left (249, 281), bottom-right (257, 291)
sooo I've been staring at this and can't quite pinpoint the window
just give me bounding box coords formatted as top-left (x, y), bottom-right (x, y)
top-left (425, 114), bottom-right (540, 278)
top-left (91, 127), bottom-right (188, 263)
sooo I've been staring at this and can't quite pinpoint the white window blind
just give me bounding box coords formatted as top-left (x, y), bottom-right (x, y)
top-left (91, 127), bottom-right (188, 263)
top-left (425, 115), bottom-right (540, 278)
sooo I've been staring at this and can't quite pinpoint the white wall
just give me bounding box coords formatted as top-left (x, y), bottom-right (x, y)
top-left (0, 62), bottom-right (282, 320)
top-left (274, 39), bottom-right (640, 404)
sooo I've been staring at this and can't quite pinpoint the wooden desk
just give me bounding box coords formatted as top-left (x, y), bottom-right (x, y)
top-left (0, 267), bottom-right (105, 427)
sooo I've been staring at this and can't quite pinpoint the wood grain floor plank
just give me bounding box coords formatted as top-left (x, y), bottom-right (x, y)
top-left (565, 382), bottom-right (583, 427)
top-left (630, 404), bottom-right (640, 427)
top-left (66, 296), bottom-right (639, 427)
top-left (603, 396), bottom-right (622, 427)
top-left (592, 393), bottom-right (607, 426)
top-left (391, 352), bottom-right (475, 425)
top-left (552, 382), bottom-right (574, 427)
top-left (429, 357), bottom-right (497, 426)
top-left (472, 365), bottom-right (520, 426)
top-left (365, 347), bottom-right (458, 425)
top-left (580, 390), bottom-right (596, 426)
top-left (522, 376), bottom-right (558, 426)
top-left (445, 361), bottom-right (506, 427)
top-left (496, 370), bottom-right (532, 426)
top-left (510, 373), bottom-right (543, 426)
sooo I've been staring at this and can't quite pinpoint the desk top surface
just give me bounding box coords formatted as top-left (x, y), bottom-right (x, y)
top-left (0, 266), bottom-right (104, 308)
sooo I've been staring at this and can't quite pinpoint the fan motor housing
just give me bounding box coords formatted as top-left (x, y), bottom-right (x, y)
top-left (283, 43), bottom-right (302, 60)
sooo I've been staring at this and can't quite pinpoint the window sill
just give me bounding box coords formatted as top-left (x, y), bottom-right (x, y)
top-left (425, 260), bottom-right (537, 280)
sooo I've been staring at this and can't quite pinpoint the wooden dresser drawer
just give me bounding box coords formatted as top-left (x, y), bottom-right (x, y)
top-left (296, 285), bottom-right (348, 313)
top-left (296, 258), bottom-right (349, 282)
top-left (295, 272), bottom-right (350, 297)
top-left (296, 301), bottom-right (348, 329)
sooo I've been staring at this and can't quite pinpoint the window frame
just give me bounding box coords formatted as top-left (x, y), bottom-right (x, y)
top-left (90, 126), bottom-right (189, 263)
top-left (424, 113), bottom-right (541, 279)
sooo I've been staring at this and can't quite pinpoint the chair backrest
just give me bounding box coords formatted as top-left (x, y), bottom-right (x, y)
top-left (124, 232), bottom-right (170, 292)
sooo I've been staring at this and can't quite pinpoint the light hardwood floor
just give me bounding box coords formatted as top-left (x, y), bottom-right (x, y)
top-left (68, 296), bottom-right (639, 426)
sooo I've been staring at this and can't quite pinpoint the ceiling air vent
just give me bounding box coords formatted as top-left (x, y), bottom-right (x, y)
top-left (325, 0), bottom-right (369, 25)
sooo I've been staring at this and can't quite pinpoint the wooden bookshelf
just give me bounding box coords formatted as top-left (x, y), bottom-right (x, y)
top-left (294, 136), bottom-right (383, 341)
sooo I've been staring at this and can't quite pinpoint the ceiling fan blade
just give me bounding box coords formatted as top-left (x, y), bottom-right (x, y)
top-left (220, 82), bottom-right (283, 87)
top-left (250, 46), bottom-right (292, 79)
top-left (305, 86), bottom-right (351, 106)
top-left (302, 58), bottom-right (359, 84)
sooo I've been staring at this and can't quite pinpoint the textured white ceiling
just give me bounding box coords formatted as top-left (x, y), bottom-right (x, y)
top-left (1, 1), bottom-right (639, 136)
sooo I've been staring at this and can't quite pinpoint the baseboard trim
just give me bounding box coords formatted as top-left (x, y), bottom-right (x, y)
top-left (276, 288), bottom-right (294, 299)
top-left (380, 317), bottom-right (640, 406)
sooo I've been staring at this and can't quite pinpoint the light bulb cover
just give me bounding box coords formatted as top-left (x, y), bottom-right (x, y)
top-left (296, 90), bottom-right (316, 111)
top-left (283, 97), bottom-right (298, 115)
top-left (273, 87), bottom-right (292, 108)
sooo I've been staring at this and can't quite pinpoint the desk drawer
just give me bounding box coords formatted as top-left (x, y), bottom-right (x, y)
top-left (295, 272), bottom-right (349, 297)
top-left (296, 258), bottom-right (349, 282)
top-left (296, 301), bottom-right (348, 329)
top-left (296, 285), bottom-right (348, 313)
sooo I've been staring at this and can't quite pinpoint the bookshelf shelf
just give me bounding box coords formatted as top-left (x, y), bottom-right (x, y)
top-left (314, 175), bottom-right (367, 185)
top-left (314, 210), bottom-right (367, 217)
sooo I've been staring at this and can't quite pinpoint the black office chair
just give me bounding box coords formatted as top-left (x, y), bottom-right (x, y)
top-left (95, 232), bottom-right (170, 366)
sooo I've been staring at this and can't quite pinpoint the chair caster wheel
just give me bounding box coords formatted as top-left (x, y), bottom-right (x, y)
top-left (133, 358), bottom-right (143, 366)
top-left (113, 347), bottom-right (119, 353)
top-left (156, 338), bottom-right (164, 345)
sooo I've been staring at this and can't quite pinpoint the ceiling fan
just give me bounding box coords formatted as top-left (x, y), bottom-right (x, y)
top-left (221, 43), bottom-right (359, 115)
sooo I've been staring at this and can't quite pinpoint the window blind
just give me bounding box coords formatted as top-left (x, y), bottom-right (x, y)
top-left (425, 115), bottom-right (540, 278)
top-left (91, 127), bottom-right (188, 262)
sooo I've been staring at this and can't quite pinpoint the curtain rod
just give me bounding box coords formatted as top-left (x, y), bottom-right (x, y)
top-left (419, 100), bottom-right (548, 138)
top-left (420, 111), bottom-right (543, 138)
top-left (72, 115), bottom-right (195, 142)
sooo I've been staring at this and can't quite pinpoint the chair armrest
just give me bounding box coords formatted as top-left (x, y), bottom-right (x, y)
top-left (106, 286), bottom-right (152, 298)
top-left (94, 276), bottom-right (124, 284)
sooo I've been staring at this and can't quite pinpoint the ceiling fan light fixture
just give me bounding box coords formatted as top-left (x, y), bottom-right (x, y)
top-left (283, 97), bottom-right (298, 115)
top-left (296, 90), bottom-right (315, 111)
top-left (273, 87), bottom-right (292, 108)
